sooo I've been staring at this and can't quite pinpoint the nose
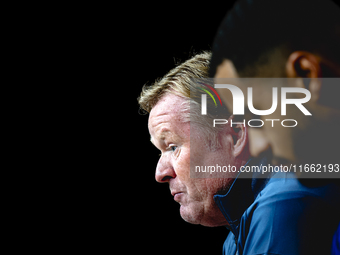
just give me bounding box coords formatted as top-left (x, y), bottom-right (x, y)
top-left (155, 155), bottom-right (176, 183)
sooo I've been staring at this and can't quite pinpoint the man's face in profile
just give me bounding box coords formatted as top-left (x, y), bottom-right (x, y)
top-left (148, 93), bottom-right (235, 227)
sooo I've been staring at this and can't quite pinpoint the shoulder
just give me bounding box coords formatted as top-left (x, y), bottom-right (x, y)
top-left (250, 173), bottom-right (340, 232)
top-left (239, 173), bottom-right (340, 254)
top-left (256, 173), bottom-right (340, 208)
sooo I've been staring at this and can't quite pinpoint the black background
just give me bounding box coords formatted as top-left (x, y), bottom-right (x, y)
top-left (129, 2), bottom-right (237, 254)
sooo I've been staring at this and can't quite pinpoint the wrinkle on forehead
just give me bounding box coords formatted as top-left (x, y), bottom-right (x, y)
top-left (150, 127), bottom-right (172, 146)
top-left (148, 94), bottom-right (186, 130)
top-left (148, 111), bottom-right (173, 139)
top-left (148, 94), bottom-right (189, 143)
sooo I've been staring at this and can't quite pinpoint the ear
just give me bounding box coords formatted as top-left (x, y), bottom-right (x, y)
top-left (286, 51), bottom-right (322, 78)
top-left (228, 116), bottom-right (249, 158)
top-left (286, 51), bottom-right (322, 102)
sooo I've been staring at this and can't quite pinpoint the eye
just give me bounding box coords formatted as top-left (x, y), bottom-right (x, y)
top-left (166, 144), bottom-right (177, 152)
top-left (170, 145), bottom-right (177, 152)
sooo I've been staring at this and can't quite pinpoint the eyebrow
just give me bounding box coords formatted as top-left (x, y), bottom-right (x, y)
top-left (150, 128), bottom-right (171, 146)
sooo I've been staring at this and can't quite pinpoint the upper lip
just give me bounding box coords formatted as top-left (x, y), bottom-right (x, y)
top-left (171, 190), bottom-right (183, 196)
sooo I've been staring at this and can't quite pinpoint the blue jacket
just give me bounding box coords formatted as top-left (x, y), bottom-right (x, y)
top-left (214, 157), bottom-right (340, 255)
top-left (332, 223), bottom-right (340, 255)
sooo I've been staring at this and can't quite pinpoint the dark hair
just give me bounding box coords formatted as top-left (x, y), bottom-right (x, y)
top-left (210, 0), bottom-right (340, 77)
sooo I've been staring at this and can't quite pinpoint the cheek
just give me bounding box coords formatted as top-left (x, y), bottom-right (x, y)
top-left (172, 147), bottom-right (205, 199)
top-left (173, 146), bottom-right (190, 180)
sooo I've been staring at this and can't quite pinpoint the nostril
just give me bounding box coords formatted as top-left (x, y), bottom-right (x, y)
top-left (155, 170), bottom-right (176, 183)
top-left (161, 176), bottom-right (173, 182)
top-left (155, 161), bottom-right (176, 183)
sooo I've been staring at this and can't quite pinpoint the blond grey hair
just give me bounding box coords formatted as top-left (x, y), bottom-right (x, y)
top-left (138, 51), bottom-right (229, 150)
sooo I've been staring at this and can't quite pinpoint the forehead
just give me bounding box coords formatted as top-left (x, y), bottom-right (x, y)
top-left (148, 93), bottom-right (188, 138)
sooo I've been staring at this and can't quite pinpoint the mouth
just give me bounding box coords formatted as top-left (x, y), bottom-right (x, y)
top-left (171, 192), bottom-right (184, 202)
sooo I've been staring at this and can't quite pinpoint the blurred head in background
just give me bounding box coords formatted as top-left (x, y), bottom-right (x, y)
top-left (210, 0), bottom-right (340, 164)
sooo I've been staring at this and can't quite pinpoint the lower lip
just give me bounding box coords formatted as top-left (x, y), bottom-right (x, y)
top-left (174, 193), bottom-right (183, 201)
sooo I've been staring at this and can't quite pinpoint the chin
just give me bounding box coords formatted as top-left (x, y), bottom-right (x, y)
top-left (179, 202), bottom-right (228, 227)
top-left (179, 203), bottom-right (204, 225)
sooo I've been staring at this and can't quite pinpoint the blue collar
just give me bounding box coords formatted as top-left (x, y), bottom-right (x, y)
top-left (213, 157), bottom-right (271, 236)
